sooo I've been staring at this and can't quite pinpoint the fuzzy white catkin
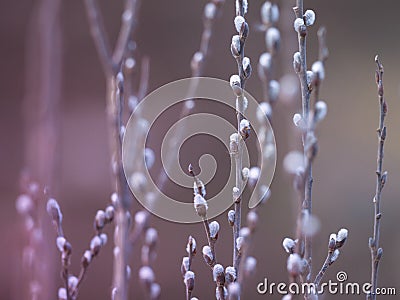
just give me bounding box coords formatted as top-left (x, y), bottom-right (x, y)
top-left (257, 102), bottom-right (272, 122)
top-left (194, 194), bottom-right (208, 217)
top-left (265, 27), bottom-right (280, 53)
top-left (213, 264), bottom-right (224, 282)
top-left (83, 250), bottom-right (92, 263)
top-left (283, 151), bottom-right (304, 174)
top-left (312, 61), bottom-right (325, 81)
top-left (145, 148), bottom-right (155, 169)
top-left (68, 276), bottom-right (78, 290)
top-left (293, 113), bottom-right (303, 127)
top-left (293, 51), bottom-right (301, 73)
top-left (182, 257), bottom-right (189, 272)
top-left (306, 70), bottom-right (314, 86)
top-left (228, 210), bottom-right (235, 225)
top-left (231, 35), bottom-right (241, 54)
top-left (186, 237), bottom-right (197, 254)
top-left (230, 74), bottom-right (241, 88)
top-left (242, 57), bottom-right (251, 71)
top-left (244, 256), bottom-right (257, 275)
top-left (204, 2), bottom-right (217, 19)
top-left (304, 9), bottom-right (316, 26)
top-left (150, 283), bottom-right (161, 299)
top-left (337, 228), bottom-right (348, 242)
top-left (331, 249), bottom-right (340, 262)
top-left (282, 237), bottom-right (296, 253)
top-left (216, 286), bottom-right (228, 300)
top-left (228, 282), bottom-right (241, 299)
top-left (225, 266), bottom-right (237, 281)
top-left (139, 266), bottom-right (155, 283)
top-left (242, 167), bottom-right (249, 180)
top-left (269, 80), bottom-right (280, 102)
top-left (261, 2), bottom-right (279, 25)
top-left (16, 194), bottom-right (33, 215)
top-left (134, 210), bottom-right (148, 227)
top-left (249, 166), bottom-right (260, 184)
top-left (100, 233), bottom-right (108, 246)
top-left (239, 119), bottom-right (250, 132)
top-left (232, 186), bottom-right (240, 200)
top-left (259, 52), bottom-right (272, 71)
top-left (234, 16), bottom-right (245, 33)
top-left (202, 245), bottom-right (213, 261)
top-left (90, 236), bottom-right (102, 252)
top-left (145, 228), bottom-right (158, 246)
top-left (230, 132), bottom-right (239, 143)
top-left (58, 287), bottom-right (67, 300)
top-left (315, 101), bottom-right (328, 122)
top-left (56, 236), bottom-right (66, 252)
top-left (209, 221), bottom-right (220, 239)
top-left (293, 18), bottom-right (305, 33)
top-left (47, 198), bottom-right (62, 222)
top-left (287, 253), bottom-right (303, 275)
top-left (329, 233), bottom-right (337, 243)
top-left (95, 210), bottom-right (105, 228)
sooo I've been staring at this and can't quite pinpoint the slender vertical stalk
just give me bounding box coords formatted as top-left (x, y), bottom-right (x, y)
top-left (368, 56), bottom-right (387, 300)
top-left (293, 0), bottom-right (313, 281)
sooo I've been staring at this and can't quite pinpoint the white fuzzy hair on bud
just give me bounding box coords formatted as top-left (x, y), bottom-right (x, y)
top-left (68, 276), bottom-right (78, 290)
top-left (244, 256), bottom-right (257, 276)
top-left (234, 16), bottom-right (245, 33)
top-left (282, 237), bottom-right (296, 253)
top-left (293, 113), bottom-right (303, 127)
top-left (46, 198), bottom-right (62, 223)
top-left (312, 61), bottom-right (325, 81)
top-left (293, 51), bottom-right (301, 73)
top-left (231, 35), bottom-right (241, 56)
top-left (242, 57), bottom-right (251, 72)
top-left (287, 253), bottom-right (303, 276)
top-left (83, 250), bottom-right (92, 264)
top-left (261, 2), bottom-right (279, 25)
top-left (232, 186), bottom-right (240, 201)
top-left (58, 287), bottom-right (67, 300)
top-left (139, 266), bottom-right (155, 283)
top-left (100, 233), bottom-right (108, 246)
top-left (56, 236), bottom-right (66, 252)
top-left (304, 9), bottom-right (316, 26)
top-left (202, 245), bottom-right (213, 263)
top-left (228, 210), bottom-right (235, 226)
top-left (230, 74), bottom-right (242, 95)
top-left (306, 70), bottom-right (314, 86)
top-left (257, 102), bottom-right (272, 122)
top-left (193, 194), bottom-right (208, 217)
top-left (331, 249), bottom-right (340, 263)
top-left (186, 237), bottom-right (197, 254)
top-left (294, 18), bottom-right (305, 33)
top-left (16, 194), bottom-right (34, 215)
top-left (212, 264), bottom-right (224, 282)
top-left (204, 2), bottom-right (217, 19)
top-left (209, 221), bottom-right (220, 239)
top-left (95, 210), bottom-right (106, 229)
top-left (330, 233), bottom-right (337, 243)
top-left (242, 167), bottom-right (249, 180)
top-left (265, 27), bottom-right (280, 53)
top-left (228, 282), bottom-right (241, 299)
top-left (225, 266), bottom-right (237, 282)
top-left (134, 211), bottom-right (148, 227)
top-left (269, 80), bottom-right (280, 102)
top-left (315, 101), bottom-right (328, 122)
top-left (336, 228), bottom-right (348, 242)
top-left (239, 119), bottom-right (250, 132)
top-left (248, 166), bottom-right (261, 186)
top-left (150, 283), bottom-right (161, 299)
top-left (259, 52), bottom-right (272, 71)
top-left (90, 236), bottom-right (102, 254)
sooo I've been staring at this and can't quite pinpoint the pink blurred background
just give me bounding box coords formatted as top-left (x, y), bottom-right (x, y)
top-left (1, 0), bottom-right (400, 299)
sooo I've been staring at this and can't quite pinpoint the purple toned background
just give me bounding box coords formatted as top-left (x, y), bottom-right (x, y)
top-left (1, 0), bottom-right (400, 299)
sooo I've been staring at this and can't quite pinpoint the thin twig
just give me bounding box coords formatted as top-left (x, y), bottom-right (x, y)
top-left (368, 55), bottom-right (387, 300)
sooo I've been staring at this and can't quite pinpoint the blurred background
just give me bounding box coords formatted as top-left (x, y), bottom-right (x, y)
top-left (1, 0), bottom-right (400, 299)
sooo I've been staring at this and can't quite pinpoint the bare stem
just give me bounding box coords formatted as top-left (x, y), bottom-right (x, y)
top-left (314, 250), bottom-right (334, 289)
top-left (368, 55), bottom-right (387, 300)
